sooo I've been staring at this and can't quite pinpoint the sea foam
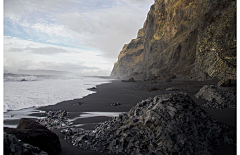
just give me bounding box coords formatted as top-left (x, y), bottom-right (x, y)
top-left (4, 74), bottom-right (111, 112)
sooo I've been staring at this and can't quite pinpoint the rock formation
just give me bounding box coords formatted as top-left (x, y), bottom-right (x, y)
top-left (195, 85), bottom-right (236, 109)
top-left (111, 0), bottom-right (236, 80)
top-left (4, 118), bottom-right (62, 155)
top-left (61, 93), bottom-right (234, 154)
top-left (4, 132), bottom-right (48, 155)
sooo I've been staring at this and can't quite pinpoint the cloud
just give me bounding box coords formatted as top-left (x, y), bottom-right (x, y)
top-left (4, 0), bottom-right (154, 75)
top-left (4, 36), bottom-right (114, 75)
top-left (4, 0), bottom-right (154, 56)
top-left (57, 3), bottom-right (153, 58)
top-left (8, 47), bottom-right (70, 55)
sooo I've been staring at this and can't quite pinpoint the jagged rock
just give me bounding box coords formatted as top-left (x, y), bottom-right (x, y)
top-left (195, 85), bottom-right (236, 109)
top-left (4, 118), bottom-right (62, 155)
top-left (60, 93), bottom-right (234, 154)
top-left (4, 132), bottom-right (48, 155)
top-left (217, 79), bottom-right (231, 87)
top-left (37, 110), bottom-right (71, 129)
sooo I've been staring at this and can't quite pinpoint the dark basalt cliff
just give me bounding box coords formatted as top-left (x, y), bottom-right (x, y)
top-left (111, 0), bottom-right (236, 80)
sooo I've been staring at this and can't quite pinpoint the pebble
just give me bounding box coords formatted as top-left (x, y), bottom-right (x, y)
top-left (111, 103), bottom-right (121, 106)
top-left (166, 87), bottom-right (177, 91)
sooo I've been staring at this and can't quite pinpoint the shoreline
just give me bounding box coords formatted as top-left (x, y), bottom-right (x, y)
top-left (3, 77), bottom-right (115, 126)
top-left (4, 78), bottom-right (236, 155)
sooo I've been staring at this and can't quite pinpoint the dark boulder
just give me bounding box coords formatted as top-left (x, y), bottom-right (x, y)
top-left (17, 118), bottom-right (49, 130)
top-left (87, 87), bottom-right (97, 91)
top-left (121, 77), bottom-right (136, 82)
top-left (150, 80), bottom-right (157, 84)
top-left (4, 118), bottom-right (61, 155)
top-left (164, 79), bottom-right (172, 82)
top-left (148, 87), bottom-right (157, 92)
top-left (166, 74), bottom-right (176, 80)
top-left (74, 102), bottom-right (82, 105)
top-left (163, 74), bottom-right (176, 82)
top-left (4, 132), bottom-right (48, 155)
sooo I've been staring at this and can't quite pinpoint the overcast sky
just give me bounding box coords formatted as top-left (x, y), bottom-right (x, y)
top-left (4, 0), bottom-right (154, 76)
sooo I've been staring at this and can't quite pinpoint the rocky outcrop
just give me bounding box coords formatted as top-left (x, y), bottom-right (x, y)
top-left (4, 132), bottom-right (48, 155)
top-left (61, 93), bottom-right (234, 154)
top-left (4, 118), bottom-right (62, 155)
top-left (111, 0), bottom-right (236, 80)
top-left (37, 110), bottom-right (72, 129)
top-left (195, 85), bottom-right (236, 109)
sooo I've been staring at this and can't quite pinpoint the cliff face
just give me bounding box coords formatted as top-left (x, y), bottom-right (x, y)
top-left (111, 0), bottom-right (236, 80)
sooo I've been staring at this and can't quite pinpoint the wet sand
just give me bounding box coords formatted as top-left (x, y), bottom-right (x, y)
top-left (4, 79), bottom-right (236, 155)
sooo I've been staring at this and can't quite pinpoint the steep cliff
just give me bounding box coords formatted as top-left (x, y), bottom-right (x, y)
top-left (111, 0), bottom-right (236, 80)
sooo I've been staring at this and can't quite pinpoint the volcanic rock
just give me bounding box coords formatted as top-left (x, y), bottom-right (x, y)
top-left (121, 77), bottom-right (136, 82)
top-left (75, 102), bottom-right (82, 105)
top-left (164, 79), bottom-right (172, 82)
top-left (17, 117), bottom-right (49, 130)
top-left (150, 80), bottom-right (157, 84)
top-left (87, 87), bottom-right (97, 91)
top-left (61, 93), bottom-right (234, 154)
top-left (111, 103), bottom-right (121, 106)
top-left (4, 118), bottom-right (62, 155)
top-left (4, 132), bottom-right (48, 155)
top-left (195, 85), bottom-right (236, 109)
top-left (148, 87), bottom-right (157, 92)
top-left (217, 79), bottom-right (231, 87)
top-left (37, 110), bottom-right (71, 129)
top-left (165, 74), bottom-right (176, 80)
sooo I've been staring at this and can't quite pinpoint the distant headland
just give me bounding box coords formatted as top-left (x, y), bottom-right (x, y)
top-left (17, 69), bottom-right (72, 76)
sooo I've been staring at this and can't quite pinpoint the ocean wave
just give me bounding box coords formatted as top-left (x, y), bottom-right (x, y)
top-left (4, 76), bottom-right (111, 112)
top-left (4, 73), bottom-right (59, 82)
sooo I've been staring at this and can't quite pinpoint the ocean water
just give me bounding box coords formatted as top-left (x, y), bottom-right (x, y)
top-left (4, 73), bottom-right (112, 112)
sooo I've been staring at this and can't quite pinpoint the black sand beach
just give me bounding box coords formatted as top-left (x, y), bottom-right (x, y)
top-left (4, 79), bottom-right (236, 155)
